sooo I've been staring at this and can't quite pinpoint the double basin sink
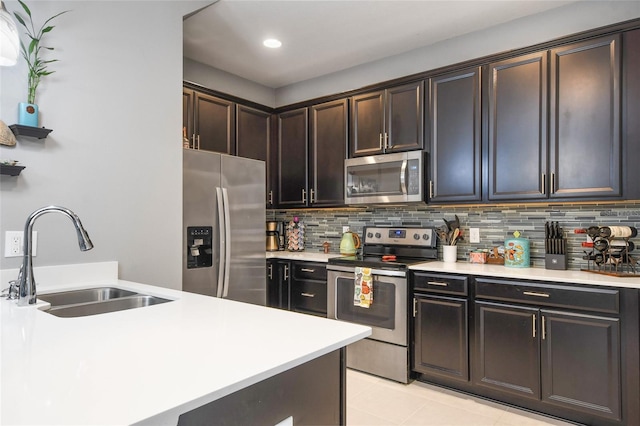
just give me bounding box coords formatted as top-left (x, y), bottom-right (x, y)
top-left (39, 287), bottom-right (172, 318)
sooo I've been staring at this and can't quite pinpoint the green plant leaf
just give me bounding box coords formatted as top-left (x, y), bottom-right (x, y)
top-left (13, 12), bottom-right (26, 27)
top-left (17, 0), bottom-right (31, 18)
top-left (42, 26), bottom-right (54, 34)
top-left (28, 39), bottom-right (37, 55)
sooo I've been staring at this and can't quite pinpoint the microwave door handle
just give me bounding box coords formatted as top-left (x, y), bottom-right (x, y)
top-left (400, 160), bottom-right (408, 194)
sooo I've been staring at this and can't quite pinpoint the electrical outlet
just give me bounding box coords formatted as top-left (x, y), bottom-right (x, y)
top-left (342, 226), bottom-right (350, 233)
top-left (469, 228), bottom-right (480, 244)
top-left (4, 231), bottom-right (37, 257)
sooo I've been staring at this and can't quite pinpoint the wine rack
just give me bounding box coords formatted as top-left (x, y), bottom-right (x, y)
top-left (580, 226), bottom-right (639, 277)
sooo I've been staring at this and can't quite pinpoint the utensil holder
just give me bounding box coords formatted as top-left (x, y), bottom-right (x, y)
top-left (545, 254), bottom-right (567, 270)
top-left (442, 245), bottom-right (457, 263)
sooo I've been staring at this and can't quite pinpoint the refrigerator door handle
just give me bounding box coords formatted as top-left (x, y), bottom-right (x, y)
top-left (216, 187), bottom-right (226, 298)
top-left (221, 188), bottom-right (232, 298)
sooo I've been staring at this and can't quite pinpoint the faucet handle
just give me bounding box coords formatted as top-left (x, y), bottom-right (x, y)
top-left (2, 280), bottom-right (19, 300)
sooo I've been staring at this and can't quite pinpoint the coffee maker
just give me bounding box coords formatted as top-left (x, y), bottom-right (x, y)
top-left (266, 221), bottom-right (279, 251)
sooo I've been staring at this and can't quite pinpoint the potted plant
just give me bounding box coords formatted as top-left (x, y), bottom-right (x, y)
top-left (13, 0), bottom-right (67, 127)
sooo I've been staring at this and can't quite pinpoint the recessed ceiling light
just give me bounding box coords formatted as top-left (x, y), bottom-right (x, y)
top-left (263, 38), bottom-right (282, 49)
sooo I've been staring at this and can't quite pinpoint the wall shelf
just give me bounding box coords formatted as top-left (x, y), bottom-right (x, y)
top-left (9, 124), bottom-right (52, 139)
top-left (0, 164), bottom-right (26, 176)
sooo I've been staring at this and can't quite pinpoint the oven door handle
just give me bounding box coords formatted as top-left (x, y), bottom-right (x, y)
top-left (400, 160), bottom-right (408, 195)
top-left (326, 264), bottom-right (406, 277)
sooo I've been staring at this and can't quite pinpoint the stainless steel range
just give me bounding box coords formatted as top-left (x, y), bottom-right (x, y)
top-left (327, 226), bottom-right (437, 383)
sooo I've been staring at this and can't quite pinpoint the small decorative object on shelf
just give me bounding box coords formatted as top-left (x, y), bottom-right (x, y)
top-left (12, 0), bottom-right (69, 127)
top-left (1, 120), bottom-right (17, 146)
top-left (504, 230), bottom-right (530, 268)
top-left (581, 225), bottom-right (639, 277)
top-left (8, 124), bottom-right (52, 139)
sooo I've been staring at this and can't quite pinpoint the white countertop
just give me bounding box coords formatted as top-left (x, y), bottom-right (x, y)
top-left (0, 262), bottom-right (370, 426)
top-left (411, 261), bottom-right (640, 289)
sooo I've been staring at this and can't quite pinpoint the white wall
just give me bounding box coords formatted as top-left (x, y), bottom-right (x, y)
top-left (275, 0), bottom-right (640, 106)
top-left (0, 1), bottom-right (207, 289)
top-left (184, 58), bottom-right (275, 107)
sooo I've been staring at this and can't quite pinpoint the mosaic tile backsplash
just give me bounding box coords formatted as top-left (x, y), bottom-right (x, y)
top-left (267, 202), bottom-right (640, 270)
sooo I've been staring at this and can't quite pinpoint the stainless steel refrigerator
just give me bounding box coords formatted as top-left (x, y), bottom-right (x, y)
top-left (183, 149), bottom-right (266, 305)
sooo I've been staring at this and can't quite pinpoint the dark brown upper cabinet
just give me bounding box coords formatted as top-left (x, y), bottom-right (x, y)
top-left (428, 67), bottom-right (482, 203)
top-left (350, 81), bottom-right (424, 157)
top-left (183, 87), bottom-right (236, 155)
top-left (549, 34), bottom-right (621, 199)
top-left (235, 104), bottom-right (274, 206)
top-left (309, 99), bottom-right (348, 207)
top-left (277, 108), bottom-right (309, 208)
top-left (488, 52), bottom-right (548, 201)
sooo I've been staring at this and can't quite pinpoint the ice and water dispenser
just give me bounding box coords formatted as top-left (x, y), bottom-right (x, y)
top-left (186, 226), bottom-right (213, 269)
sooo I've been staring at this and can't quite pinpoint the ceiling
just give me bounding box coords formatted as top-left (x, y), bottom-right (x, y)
top-left (183, 0), bottom-right (578, 89)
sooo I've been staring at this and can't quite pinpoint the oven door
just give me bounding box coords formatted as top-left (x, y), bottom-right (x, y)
top-left (327, 265), bottom-right (407, 347)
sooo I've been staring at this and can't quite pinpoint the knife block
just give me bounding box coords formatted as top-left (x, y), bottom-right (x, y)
top-left (545, 254), bottom-right (567, 270)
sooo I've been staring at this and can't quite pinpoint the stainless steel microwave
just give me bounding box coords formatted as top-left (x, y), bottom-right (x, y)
top-left (344, 151), bottom-right (424, 205)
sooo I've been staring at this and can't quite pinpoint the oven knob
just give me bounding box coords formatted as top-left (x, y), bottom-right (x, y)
top-left (367, 232), bottom-right (373, 238)
top-left (413, 233), bottom-right (420, 240)
top-left (375, 232), bottom-right (381, 239)
top-left (422, 233), bottom-right (430, 241)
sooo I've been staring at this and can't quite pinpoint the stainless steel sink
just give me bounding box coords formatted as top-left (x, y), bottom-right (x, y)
top-left (38, 287), bottom-right (173, 318)
top-left (45, 295), bottom-right (172, 318)
top-left (39, 287), bottom-right (138, 307)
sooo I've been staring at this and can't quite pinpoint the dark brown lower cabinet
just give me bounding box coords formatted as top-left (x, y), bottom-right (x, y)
top-left (177, 349), bottom-right (346, 425)
top-left (476, 302), bottom-right (621, 421)
top-left (267, 260), bottom-right (326, 317)
top-left (413, 295), bottom-right (468, 382)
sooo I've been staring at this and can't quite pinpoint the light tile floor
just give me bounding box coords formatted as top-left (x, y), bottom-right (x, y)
top-left (346, 369), bottom-right (576, 426)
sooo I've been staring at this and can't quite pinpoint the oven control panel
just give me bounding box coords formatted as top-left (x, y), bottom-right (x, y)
top-left (363, 227), bottom-right (436, 248)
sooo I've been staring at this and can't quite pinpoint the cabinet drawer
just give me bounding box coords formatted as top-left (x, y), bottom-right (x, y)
top-left (475, 278), bottom-right (619, 314)
top-left (413, 272), bottom-right (468, 296)
top-left (291, 279), bottom-right (327, 315)
top-left (293, 262), bottom-right (327, 281)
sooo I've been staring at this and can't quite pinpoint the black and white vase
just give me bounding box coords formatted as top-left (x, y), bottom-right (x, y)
top-left (18, 102), bottom-right (39, 127)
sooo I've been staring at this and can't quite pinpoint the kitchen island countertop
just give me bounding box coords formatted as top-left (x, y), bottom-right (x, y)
top-left (0, 262), bottom-right (370, 425)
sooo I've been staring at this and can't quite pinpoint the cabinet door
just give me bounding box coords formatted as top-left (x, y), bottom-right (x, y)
top-left (386, 81), bottom-right (424, 153)
top-left (194, 92), bottom-right (236, 155)
top-left (183, 88), bottom-right (194, 148)
top-left (310, 99), bottom-right (348, 206)
top-left (475, 302), bottom-right (540, 400)
top-left (268, 260), bottom-right (290, 310)
top-left (428, 67), bottom-right (482, 203)
top-left (350, 90), bottom-right (385, 157)
top-left (277, 108), bottom-right (308, 207)
top-left (624, 30), bottom-right (640, 200)
top-left (549, 35), bottom-right (621, 199)
top-left (413, 295), bottom-right (468, 381)
top-left (236, 104), bottom-right (271, 162)
top-left (541, 310), bottom-right (621, 420)
top-left (488, 52), bottom-right (547, 201)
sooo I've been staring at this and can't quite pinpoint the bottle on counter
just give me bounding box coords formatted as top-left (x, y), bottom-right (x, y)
top-left (598, 226), bottom-right (638, 239)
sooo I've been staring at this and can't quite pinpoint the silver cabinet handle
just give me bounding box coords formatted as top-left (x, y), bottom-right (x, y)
top-left (191, 134), bottom-right (196, 149)
top-left (541, 173), bottom-right (546, 195)
top-left (300, 268), bottom-right (315, 273)
top-left (523, 291), bottom-right (550, 298)
top-left (268, 264), bottom-right (273, 280)
top-left (301, 293), bottom-right (315, 298)
top-left (379, 133), bottom-right (383, 149)
top-left (532, 314), bottom-right (536, 338)
top-left (385, 132), bottom-right (389, 149)
top-left (427, 281), bottom-right (448, 287)
top-left (302, 189), bottom-right (306, 203)
top-left (284, 265), bottom-right (289, 281)
top-left (268, 190), bottom-right (273, 205)
top-left (310, 188), bottom-right (315, 204)
top-left (551, 173), bottom-right (556, 194)
top-left (413, 298), bottom-right (417, 317)
top-left (542, 315), bottom-right (546, 340)
top-left (196, 134), bottom-right (201, 150)
top-left (429, 180), bottom-right (434, 199)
